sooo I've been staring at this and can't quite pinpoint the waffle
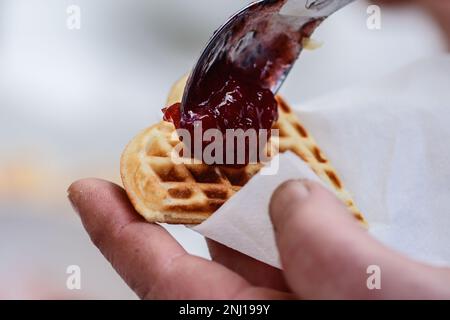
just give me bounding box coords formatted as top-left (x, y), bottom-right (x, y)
top-left (121, 76), bottom-right (367, 225)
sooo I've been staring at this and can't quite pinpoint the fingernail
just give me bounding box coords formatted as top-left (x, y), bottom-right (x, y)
top-left (293, 179), bottom-right (310, 200)
top-left (67, 187), bottom-right (80, 216)
top-left (270, 179), bottom-right (311, 222)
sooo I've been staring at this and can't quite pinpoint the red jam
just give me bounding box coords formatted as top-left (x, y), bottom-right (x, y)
top-left (163, 64), bottom-right (278, 165)
top-left (163, 74), bottom-right (278, 137)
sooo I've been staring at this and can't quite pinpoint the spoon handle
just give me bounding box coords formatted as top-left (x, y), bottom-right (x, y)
top-left (280, 0), bottom-right (356, 18)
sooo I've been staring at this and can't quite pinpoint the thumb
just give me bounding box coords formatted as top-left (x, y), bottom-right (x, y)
top-left (269, 180), bottom-right (450, 299)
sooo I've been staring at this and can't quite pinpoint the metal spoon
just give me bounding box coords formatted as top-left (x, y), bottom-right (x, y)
top-left (182, 0), bottom-right (356, 106)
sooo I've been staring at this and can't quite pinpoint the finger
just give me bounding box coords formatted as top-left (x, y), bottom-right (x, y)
top-left (68, 178), bottom-right (257, 299)
top-left (269, 180), bottom-right (450, 299)
top-left (207, 240), bottom-right (289, 291)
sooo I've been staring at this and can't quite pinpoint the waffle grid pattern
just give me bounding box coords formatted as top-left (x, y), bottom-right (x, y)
top-left (121, 96), bottom-right (365, 225)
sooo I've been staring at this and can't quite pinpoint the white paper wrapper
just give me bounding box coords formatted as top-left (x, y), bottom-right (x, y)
top-left (193, 55), bottom-right (450, 268)
top-left (193, 152), bottom-right (325, 268)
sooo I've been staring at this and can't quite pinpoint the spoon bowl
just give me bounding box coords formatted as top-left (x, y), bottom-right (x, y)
top-left (182, 0), bottom-right (356, 107)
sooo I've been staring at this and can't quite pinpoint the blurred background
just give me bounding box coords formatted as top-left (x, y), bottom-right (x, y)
top-left (0, 0), bottom-right (448, 299)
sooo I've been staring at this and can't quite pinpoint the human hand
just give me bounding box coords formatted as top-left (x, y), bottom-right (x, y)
top-left (416, 0), bottom-right (450, 48)
top-left (68, 179), bottom-right (450, 299)
top-left (373, 0), bottom-right (450, 49)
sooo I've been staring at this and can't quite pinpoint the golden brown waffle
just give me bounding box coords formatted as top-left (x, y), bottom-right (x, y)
top-left (121, 76), bottom-right (367, 225)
